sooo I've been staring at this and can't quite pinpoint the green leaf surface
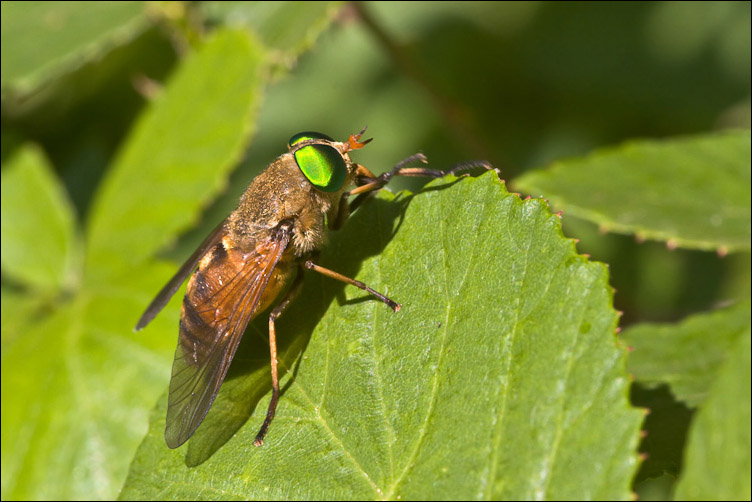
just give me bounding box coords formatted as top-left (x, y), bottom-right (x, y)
top-left (513, 130), bottom-right (752, 253)
top-left (674, 332), bottom-right (751, 501)
top-left (623, 300), bottom-right (751, 407)
top-left (85, 28), bottom-right (265, 281)
top-left (1, 28), bottom-right (269, 501)
top-left (0, 287), bottom-right (48, 350)
top-left (202, 1), bottom-right (342, 65)
top-left (0, 261), bottom-right (179, 500)
top-left (121, 173), bottom-right (642, 500)
top-left (0, 144), bottom-right (79, 292)
top-left (0, 1), bottom-right (147, 94)
top-left (634, 473), bottom-right (676, 502)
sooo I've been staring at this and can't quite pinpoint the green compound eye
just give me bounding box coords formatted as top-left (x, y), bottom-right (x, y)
top-left (289, 131), bottom-right (347, 192)
top-left (293, 144), bottom-right (347, 192)
top-left (288, 131), bottom-right (334, 148)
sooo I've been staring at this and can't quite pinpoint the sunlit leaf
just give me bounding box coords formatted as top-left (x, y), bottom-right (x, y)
top-left (0, 28), bottom-right (267, 501)
top-left (0, 265), bottom-right (175, 500)
top-left (121, 173), bottom-right (643, 500)
top-left (85, 29), bottom-right (265, 281)
top-left (513, 131), bottom-right (751, 253)
top-left (0, 144), bottom-right (79, 292)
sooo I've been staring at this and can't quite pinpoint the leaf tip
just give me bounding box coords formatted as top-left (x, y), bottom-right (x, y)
top-left (666, 239), bottom-right (678, 251)
top-left (717, 246), bottom-right (728, 258)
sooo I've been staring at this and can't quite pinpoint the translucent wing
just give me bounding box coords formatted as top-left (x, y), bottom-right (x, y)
top-left (165, 224), bottom-right (293, 448)
top-left (135, 219), bottom-right (228, 331)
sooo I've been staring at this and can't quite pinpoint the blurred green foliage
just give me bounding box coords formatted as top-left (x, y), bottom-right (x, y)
top-left (1, 1), bottom-right (749, 500)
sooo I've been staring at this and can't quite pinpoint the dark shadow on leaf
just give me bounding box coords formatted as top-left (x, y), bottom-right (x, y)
top-left (419, 174), bottom-right (480, 195)
top-left (338, 293), bottom-right (382, 307)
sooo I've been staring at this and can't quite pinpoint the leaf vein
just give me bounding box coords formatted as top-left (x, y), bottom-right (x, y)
top-left (385, 192), bottom-right (450, 498)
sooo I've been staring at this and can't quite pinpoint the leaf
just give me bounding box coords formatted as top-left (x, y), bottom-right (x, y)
top-left (0, 286), bottom-right (49, 349)
top-left (85, 28), bottom-right (265, 281)
top-left (0, 28), bottom-right (266, 501)
top-left (634, 473), bottom-right (676, 502)
top-left (623, 300), bottom-right (751, 407)
top-left (624, 302), bottom-right (751, 495)
top-left (0, 1), bottom-right (147, 94)
top-left (0, 266), bottom-right (173, 500)
top-left (513, 130), bottom-right (752, 253)
top-left (674, 331), bottom-right (751, 501)
top-left (0, 144), bottom-right (79, 292)
top-left (202, 1), bottom-right (342, 65)
top-left (120, 173), bottom-right (643, 500)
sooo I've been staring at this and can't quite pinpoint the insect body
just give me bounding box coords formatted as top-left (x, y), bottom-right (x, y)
top-left (135, 129), bottom-right (482, 448)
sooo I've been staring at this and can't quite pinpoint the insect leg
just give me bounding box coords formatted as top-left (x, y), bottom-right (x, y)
top-left (349, 153), bottom-right (428, 197)
top-left (304, 260), bottom-right (401, 312)
top-left (254, 268), bottom-right (304, 447)
top-left (348, 157), bottom-right (495, 213)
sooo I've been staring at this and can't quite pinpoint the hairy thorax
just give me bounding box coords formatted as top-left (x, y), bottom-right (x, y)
top-left (228, 153), bottom-right (347, 257)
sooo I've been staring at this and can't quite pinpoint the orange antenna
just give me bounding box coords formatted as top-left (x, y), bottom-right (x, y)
top-left (347, 126), bottom-right (373, 151)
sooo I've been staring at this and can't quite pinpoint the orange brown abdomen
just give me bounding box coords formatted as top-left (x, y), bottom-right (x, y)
top-left (179, 238), bottom-right (295, 368)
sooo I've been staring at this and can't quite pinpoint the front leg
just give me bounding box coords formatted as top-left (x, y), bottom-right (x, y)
top-left (336, 155), bottom-right (495, 225)
top-left (347, 155), bottom-right (494, 214)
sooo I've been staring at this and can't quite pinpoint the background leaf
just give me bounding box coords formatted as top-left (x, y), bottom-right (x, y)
top-left (513, 131), bottom-right (752, 253)
top-left (623, 300), bottom-right (751, 407)
top-left (0, 28), bottom-right (266, 500)
top-left (85, 28), bottom-right (265, 280)
top-left (625, 301), bottom-right (751, 497)
top-left (1, 284), bottom-right (163, 500)
top-left (674, 332), bottom-right (751, 501)
top-left (121, 174), bottom-right (642, 500)
top-left (0, 1), bottom-right (147, 93)
top-left (0, 144), bottom-right (79, 292)
top-left (203, 1), bottom-right (343, 65)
